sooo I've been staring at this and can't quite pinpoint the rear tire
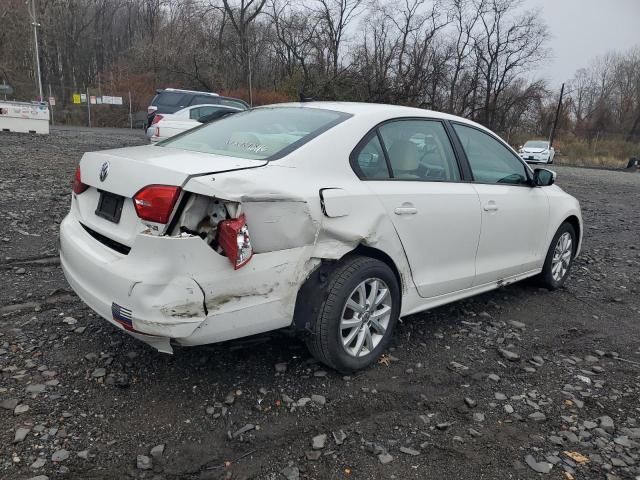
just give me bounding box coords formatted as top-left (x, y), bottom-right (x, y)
top-left (537, 222), bottom-right (576, 290)
top-left (305, 256), bottom-right (400, 373)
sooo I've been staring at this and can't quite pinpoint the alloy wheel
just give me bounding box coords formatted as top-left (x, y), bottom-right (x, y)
top-left (551, 232), bottom-right (573, 282)
top-left (340, 278), bottom-right (392, 357)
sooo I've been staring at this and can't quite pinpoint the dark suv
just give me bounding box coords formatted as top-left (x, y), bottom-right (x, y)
top-left (147, 88), bottom-right (249, 127)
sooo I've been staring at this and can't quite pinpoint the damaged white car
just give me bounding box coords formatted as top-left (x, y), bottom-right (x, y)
top-left (60, 102), bottom-right (582, 372)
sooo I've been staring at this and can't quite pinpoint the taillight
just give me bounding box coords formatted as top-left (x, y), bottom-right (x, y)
top-left (217, 214), bottom-right (253, 269)
top-left (133, 185), bottom-right (181, 224)
top-left (151, 114), bottom-right (164, 125)
top-left (72, 166), bottom-right (89, 194)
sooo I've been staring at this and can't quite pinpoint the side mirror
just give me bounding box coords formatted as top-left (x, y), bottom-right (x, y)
top-left (533, 168), bottom-right (556, 187)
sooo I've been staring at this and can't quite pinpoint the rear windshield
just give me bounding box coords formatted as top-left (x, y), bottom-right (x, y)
top-left (158, 107), bottom-right (351, 160)
top-left (152, 92), bottom-right (185, 107)
top-left (524, 140), bottom-right (548, 148)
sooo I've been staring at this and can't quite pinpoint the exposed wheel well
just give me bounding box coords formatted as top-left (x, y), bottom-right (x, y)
top-left (291, 244), bottom-right (403, 333)
top-left (563, 215), bottom-right (581, 255)
top-left (350, 244), bottom-right (403, 293)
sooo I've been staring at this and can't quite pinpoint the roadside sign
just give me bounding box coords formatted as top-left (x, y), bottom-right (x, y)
top-left (0, 84), bottom-right (14, 96)
top-left (49, 96), bottom-right (55, 106)
top-left (72, 94), bottom-right (81, 104)
top-left (90, 96), bottom-right (96, 104)
top-left (80, 93), bottom-right (87, 103)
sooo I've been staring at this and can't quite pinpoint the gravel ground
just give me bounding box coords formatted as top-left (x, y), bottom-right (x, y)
top-left (1, 127), bottom-right (639, 480)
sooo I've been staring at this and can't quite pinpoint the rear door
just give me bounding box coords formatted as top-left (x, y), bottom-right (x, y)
top-left (451, 123), bottom-right (549, 285)
top-left (355, 119), bottom-right (482, 298)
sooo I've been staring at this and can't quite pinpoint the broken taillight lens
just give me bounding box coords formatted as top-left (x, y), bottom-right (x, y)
top-left (72, 166), bottom-right (89, 194)
top-left (133, 185), bottom-right (181, 224)
top-left (217, 214), bottom-right (253, 269)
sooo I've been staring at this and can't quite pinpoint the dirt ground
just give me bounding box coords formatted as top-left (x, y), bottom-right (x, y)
top-left (1, 127), bottom-right (639, 480)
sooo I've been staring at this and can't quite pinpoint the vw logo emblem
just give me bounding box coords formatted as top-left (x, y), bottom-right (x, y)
top-left (99, 161), bottom-right (110, 182)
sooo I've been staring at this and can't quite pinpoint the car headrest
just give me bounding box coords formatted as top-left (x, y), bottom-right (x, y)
top-left (388, 140), bottom-right (419, 171)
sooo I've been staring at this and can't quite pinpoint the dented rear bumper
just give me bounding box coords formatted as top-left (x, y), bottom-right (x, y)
top-left (60, 214), bottom-right (312, 353)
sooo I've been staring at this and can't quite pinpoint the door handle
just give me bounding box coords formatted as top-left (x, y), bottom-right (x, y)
top-left (394, 205), bottom-right (417, 215)
top-left (483, 201), bottom-right (498, 212)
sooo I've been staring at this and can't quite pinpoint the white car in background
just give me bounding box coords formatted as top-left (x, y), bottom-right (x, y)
top-left (519, 140), bottom-right (555, 164)
top-left (147, 104), bottom-right (242, 142)
top-left (60, 102), bottom-right (582, 372)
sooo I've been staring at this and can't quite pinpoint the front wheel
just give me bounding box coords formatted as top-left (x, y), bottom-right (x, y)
top-left (537, 222), bottom-right (576, 289)
top-left (305, 256), bottom-right (400, 373)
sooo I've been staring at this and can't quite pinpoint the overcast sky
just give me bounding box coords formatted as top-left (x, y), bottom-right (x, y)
top-left (528, 0), bottom-right (640, 87)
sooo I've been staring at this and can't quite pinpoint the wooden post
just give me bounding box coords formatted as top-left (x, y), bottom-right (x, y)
top-left (549, 83), bottom-right (564, 148)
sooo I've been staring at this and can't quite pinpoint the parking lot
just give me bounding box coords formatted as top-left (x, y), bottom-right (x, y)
top-left (1, 127), bottom-right (639, 480)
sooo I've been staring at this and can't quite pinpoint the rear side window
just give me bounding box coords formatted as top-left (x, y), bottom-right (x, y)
top-left (152, 92), bottom-right (186, 107)
top-left (189, 95), bottom-right (219, 106)
top-left (189, 106), bottom-right (225, 120)
top-left (219, 98), bottom-right (248, 110)
top-left (159, 107), bottom-right (351, 160)
top-left (453, 123), bottom-right (528, 185)
top-left (354, 135), bottom-right (390, 179)
top-left (379, 120), bottom-right (460, 181)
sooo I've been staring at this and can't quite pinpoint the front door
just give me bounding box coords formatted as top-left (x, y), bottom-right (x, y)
top-left (451, 123), bottom-right (550, 285)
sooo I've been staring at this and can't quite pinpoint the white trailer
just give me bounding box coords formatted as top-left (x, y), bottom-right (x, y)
top-left (0, 100), bottom-right (50, 134)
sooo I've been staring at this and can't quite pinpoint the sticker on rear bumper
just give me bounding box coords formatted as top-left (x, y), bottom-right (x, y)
top-left (111, 302), bottom-right (134, 331)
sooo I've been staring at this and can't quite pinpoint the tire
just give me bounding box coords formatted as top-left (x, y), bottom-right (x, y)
top-left (537, 222), bottom-right (577, 290)
top-left (305, 255), bottom-right (400, 373)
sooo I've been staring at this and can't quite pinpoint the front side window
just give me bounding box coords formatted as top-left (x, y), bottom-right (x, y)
top-left (453, 123), bottom-right (528, 185)
top-left (378, 120), bottom-right (460, 181)
top-left (160, 107), bottom-right (350, 160)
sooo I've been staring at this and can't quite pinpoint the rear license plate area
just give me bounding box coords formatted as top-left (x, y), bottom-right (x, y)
top-left (95, 191), bottom-right (125, 223)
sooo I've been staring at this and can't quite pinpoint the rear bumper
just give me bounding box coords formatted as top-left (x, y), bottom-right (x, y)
top-left (60, 213), bottom-right (311, 352)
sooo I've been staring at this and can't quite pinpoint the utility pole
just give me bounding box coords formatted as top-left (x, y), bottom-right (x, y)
top-left (549, 82), bottom-right (565, 149)
top-left (87, 87), bottom-right (91, 128)
top-left (247, 44), bottom-right (253, 107)
top-left (48, 83), bottom-right (54, 126)
top-left (29, 0), bottom-right (43, 100)
top-left (128, 91), bottom-right (133, 129)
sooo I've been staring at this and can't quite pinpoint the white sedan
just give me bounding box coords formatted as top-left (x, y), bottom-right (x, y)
top-left (60, 102), bottom-right (582, 372)
top-left (519, 140), bottom-right (555, 164)
top-left (146, 104), bottom-right (242, 142)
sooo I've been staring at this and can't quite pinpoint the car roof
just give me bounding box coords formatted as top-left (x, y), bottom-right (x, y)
top-left (161, 88), bottom-right (219, 96)
top-left (265, 101), bottom-right (481, 127)
top-left (174, 104), bottom-right (243, 114)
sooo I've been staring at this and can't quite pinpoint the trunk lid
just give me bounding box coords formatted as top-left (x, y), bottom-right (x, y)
top-left (75, 145), bottom-right (267, 248)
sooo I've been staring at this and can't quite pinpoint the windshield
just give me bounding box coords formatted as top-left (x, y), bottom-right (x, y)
top-left (159, 107), bottom-right (351, 160)
top-left (524, 140), bottom-right (548, 149)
